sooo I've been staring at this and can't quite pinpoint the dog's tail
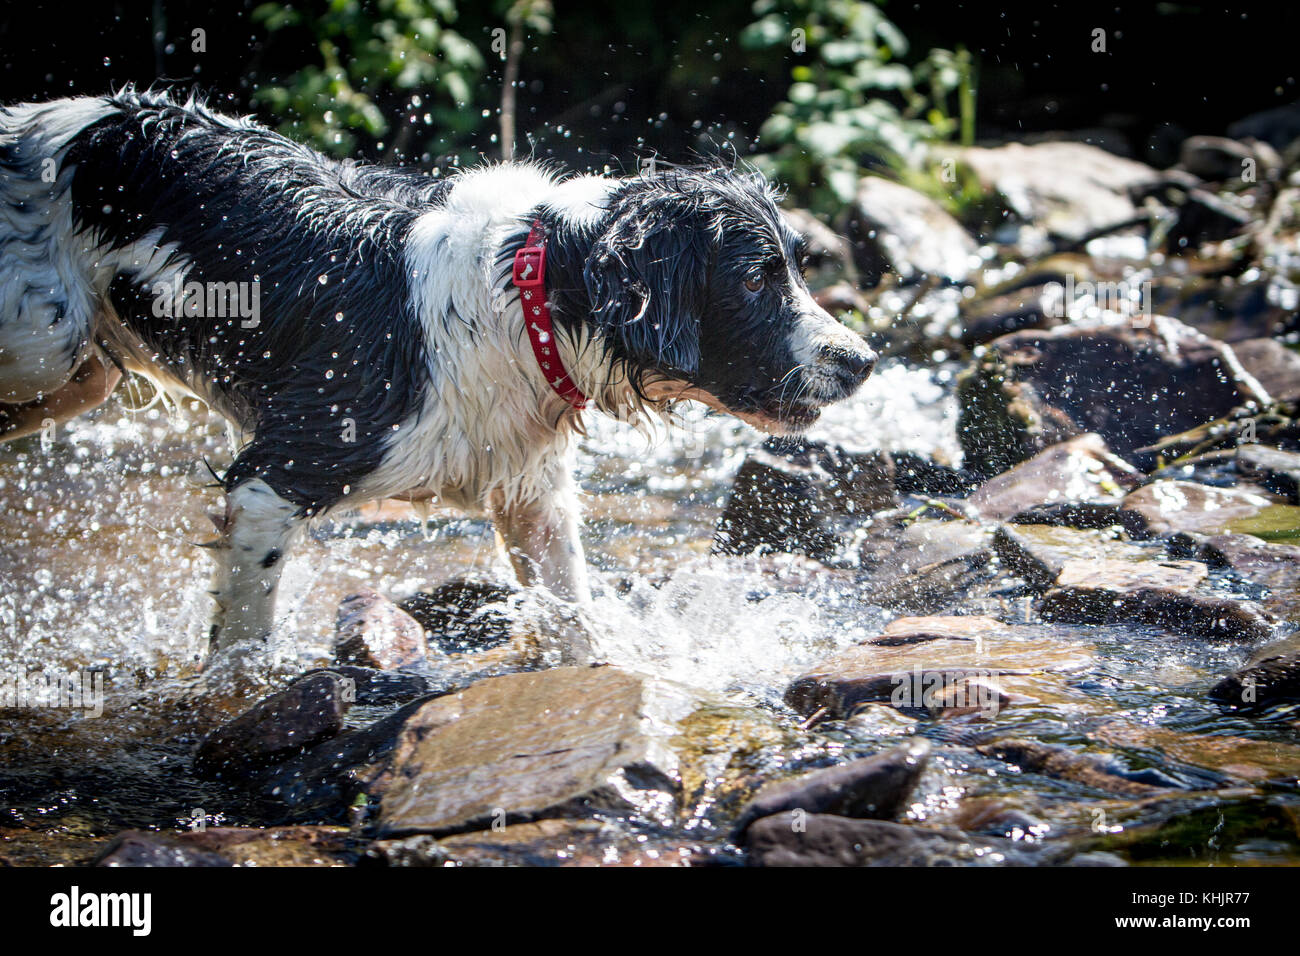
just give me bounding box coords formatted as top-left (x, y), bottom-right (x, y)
top-left (0, 97), bottom-right (115, 403)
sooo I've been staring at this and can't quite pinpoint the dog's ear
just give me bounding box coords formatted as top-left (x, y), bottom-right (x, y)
top-left (582, 198), bottom-right (706, 377)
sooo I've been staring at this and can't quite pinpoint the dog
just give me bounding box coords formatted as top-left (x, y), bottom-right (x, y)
top-left (0, 88), bottom-right (876, 668)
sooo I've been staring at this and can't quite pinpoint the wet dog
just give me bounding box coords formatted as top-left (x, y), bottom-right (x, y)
top-left (0, 88), bottom-right (875, 667)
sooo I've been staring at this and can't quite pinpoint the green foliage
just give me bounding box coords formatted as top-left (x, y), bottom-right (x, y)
top-left (742, 0), bottom-right (977, 217)
top-left (251, 0), bottom-right (486, 160)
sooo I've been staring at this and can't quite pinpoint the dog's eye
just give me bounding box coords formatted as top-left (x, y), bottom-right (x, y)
top-left (744, 273), bottom-right (765, 293)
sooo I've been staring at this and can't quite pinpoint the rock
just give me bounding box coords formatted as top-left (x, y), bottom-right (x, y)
top-left (732, 740), bottom-right (931, 836)
top-left (334, 588), bottom-right (429, 670)
top-left (1228, 100), bottom-right (1300, 150)
top-left (1236, 443), bottom-right (1300, 501)
top-left (252, 696), bottom-right (432, 821)
top-left (399, 580), bottom-right (518, 653)
top-left (993, 524), bottom-right (1150, 589)
top-left (1090, 720), bottom-right (1300, 783)
top-left (745, 813), bottom-right (1022, 866)
top-left (1152, 274), bottom-right (1297, 344)
top-left (1039, 557), bottom-right (1273, 641)
top-left (975, 739), bottom-right (1169, 796)
top-left (968, 434), bottom-right (1141, 520)
top-left (715, 439), bottom-right (897, 560)
top-left (852, 176), bottom-right (979, 284)
top-left (1210, 634), bottom-right (1300, 711)
top-left (958, 317), bottom-right (1269, 475)
top-left (1008, 501), bottom-right (1149, 535)
top-left (194, 672), bottom-right (351, 778)
top-left (781, 207), bottom-right (857, 287)
top-left (1189, 534), bottom-right (1300, 625)
top-left (95, 831), bottom-right (234, 867)
top-left (890, 451), bottom-right (978, 497)
top-left (1179, 135), bottom-right (1264, 182)
top-left (784, 622), bottom-right (1084, 720)
top-left (95, 827), bottom-right (354, 867)
top-left (1120, 480), bottom-right (1276, 537)
top-left (868, 614), bottom-right (1003, 646)
top-left (300, 665), bottom-right (431, 706)
top-left (957, 141), bottom-right (1159, 242)
top-left (1164, 188), bottom-right (1255, 250)
top-left (1231, 339), bottom-right (1300, 403)
top-left (857, 518), bottom-right (995, 613)
top-left (370, 819), bottom-right (704, 867)
top-left (373, 667), bottom-right (700, 836)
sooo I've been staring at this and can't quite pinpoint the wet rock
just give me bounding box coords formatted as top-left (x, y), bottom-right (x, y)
top-left (1120, 480), bottom-right (1276, 537)
top-left (1179, 135), bottom-right (1267, 182)
top-left (1164, 188), bottom-right (1255, 249)
top-left (1228, 100), bottom-right (1300, 150)
top-left (1039, 557), bottom-right (1273, 641)
top-left (867, 614), bottom-right (1004, 646)
top-left (96, 827), bottom-right (354, 867)
top-left (334, 588), bottom-right (429, 670)
top-left (1188, 534), bottom-right (1300, 625)
top-left (890, 451), bottom-right (979, 497)
top-left (852, 176), bottom-right (979, 284)
top-left (0, 828), bottom-right (104, 867)
top-left (857, 518), bottom-right (995, 612)
top-left (957, 141), bottom-right (1159, 242)
top-left (732, 740), bottom-right (931, 836)
top-left (1152, 274), bottom-right (1298, 344)
top-left (745, 813), bottom-right (1024, 866)
top-left (1236, 443), bottom-right (1300, 501)
top-left (399, 580), bottom-right (518, 654)
top-left (370, 819), bottom-right (704, 867)
top-left (1210, 634), bottom-right (1300, 711)
top-left (252, 696), bottom-right (432, 821)
top-left (96, 831), bottom-right (234, 867)
top-left (993, 524), bottom-right (1150, 590)
top-left (715, 439), bottom-right (897, 561)
top-left (975, 738), bottom-right (1169, 796)
top-left (957, 317), bottom-right (1269, 475)
top-left (968, 434), bottom-right (1141, 520)
top-left (1230, 338), bottom-right (1300, 403)
top-left (781, 207), bottom-right (857, 287)
top-left (1090, 720), bottom-right (1300, 783)
top-left (194, 672), bottom-right (351, 779)
top-left (373, 667), bottom-right (699, 836)
top-left (784, 622), bottom-right (1083, 720)
top-left (1008, 501), bottom-right (1149, 535)
top-left (300, 665), bottom-right (431, 706)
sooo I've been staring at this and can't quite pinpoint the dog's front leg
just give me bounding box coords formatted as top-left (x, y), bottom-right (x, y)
top-left (206, 479), bottom-right (305, 668)
top-left (489, 474), bottom-right (596, 663)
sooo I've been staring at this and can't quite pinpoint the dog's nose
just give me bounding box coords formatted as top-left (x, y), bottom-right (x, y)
top-left (823, 345), bottom-right (877, 386)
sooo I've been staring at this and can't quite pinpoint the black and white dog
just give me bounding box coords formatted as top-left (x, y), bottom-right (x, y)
top-left (0, 88), bottom-right (875, 667)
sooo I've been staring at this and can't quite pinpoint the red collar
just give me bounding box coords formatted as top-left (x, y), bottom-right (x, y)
top-left (512, 219), bottom-right (588, 410)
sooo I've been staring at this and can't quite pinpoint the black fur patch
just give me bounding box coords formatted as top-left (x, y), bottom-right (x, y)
top-left (64, 90), bottom-right (452, 513)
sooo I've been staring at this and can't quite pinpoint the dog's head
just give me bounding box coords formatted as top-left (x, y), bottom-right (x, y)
top-left (582, 164), bottom-right (876, 432)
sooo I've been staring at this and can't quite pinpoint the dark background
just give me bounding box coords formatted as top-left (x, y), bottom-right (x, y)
top-left (1, 1), bottom-right (1295, 169)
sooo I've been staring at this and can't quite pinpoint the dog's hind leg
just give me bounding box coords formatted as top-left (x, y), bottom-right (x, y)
top-left (0, 355), bottom-right (121, 442)
top-left (206, 479), bottom-right (306, 667)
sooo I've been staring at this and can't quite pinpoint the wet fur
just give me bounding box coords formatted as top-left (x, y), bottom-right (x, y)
top-left (0, 88), bottom-right (875, 666)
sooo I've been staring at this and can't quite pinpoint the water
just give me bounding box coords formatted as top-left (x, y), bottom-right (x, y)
top-left (2, 361), bottom-right (1298, 864)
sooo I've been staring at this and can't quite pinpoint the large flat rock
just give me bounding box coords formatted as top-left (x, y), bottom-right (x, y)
top-left (374, 667), bottom-right (700, 836)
